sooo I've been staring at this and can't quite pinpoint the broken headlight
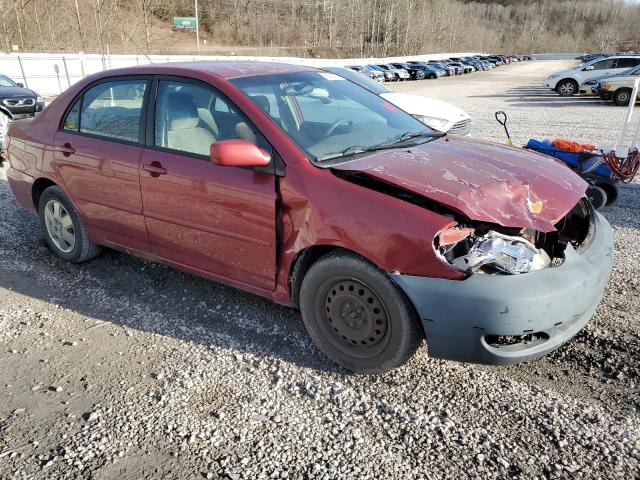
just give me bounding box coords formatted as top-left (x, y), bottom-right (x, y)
top-left (436, 227), bottom-right (551, 275)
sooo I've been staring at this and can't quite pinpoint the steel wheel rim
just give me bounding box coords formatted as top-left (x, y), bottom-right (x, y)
top-left (44, 200), bottom-right (75, 253)
top-left (316, 277), bottom-right (391, 359)
top-left (618, 92), bottom-right (629, 103)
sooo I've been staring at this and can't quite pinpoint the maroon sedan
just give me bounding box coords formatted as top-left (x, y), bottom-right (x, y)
top-left (5, 62), bottom-right (613, 373)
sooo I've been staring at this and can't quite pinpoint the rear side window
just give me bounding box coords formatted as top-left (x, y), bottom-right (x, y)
top-left (615, 57), bottom-right (640, 69)
top-left (77, 79), bottom-right (147, 142)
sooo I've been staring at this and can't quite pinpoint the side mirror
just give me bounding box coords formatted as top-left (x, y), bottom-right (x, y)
top-left (584, 65), bottom-right (594, 71)
top-left (16, 82), bottom-right (24, 87)
top-left (210, 139), bottom-right (271, 168)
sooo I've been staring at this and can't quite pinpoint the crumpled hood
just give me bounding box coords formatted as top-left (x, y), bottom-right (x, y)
top-left (332, 135), bottom-right (587, 232)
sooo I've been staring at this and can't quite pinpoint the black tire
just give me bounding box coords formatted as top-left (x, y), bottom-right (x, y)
top-left (429, 74), bottom-right (436, 79)
top-left (299, 251), bottom-right (423, 374)
top-left (613, 89), bottom-right (632, 106)
top-left (586, 185), bottom-right (608, 210)
top-left (38, 185), bottom-right (102, 263)
top-left (556, 79), bottom-right (578, 96)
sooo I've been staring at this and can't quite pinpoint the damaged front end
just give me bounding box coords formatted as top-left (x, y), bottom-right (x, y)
top-left (435, 199), bottom-right (593, 276)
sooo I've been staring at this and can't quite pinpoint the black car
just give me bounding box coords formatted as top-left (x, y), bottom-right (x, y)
top-left (0, 74), bottom-right (44, 116)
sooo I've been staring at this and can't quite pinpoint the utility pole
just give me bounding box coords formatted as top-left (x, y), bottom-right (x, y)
top-left (195, 0), bottom-right (200, 53)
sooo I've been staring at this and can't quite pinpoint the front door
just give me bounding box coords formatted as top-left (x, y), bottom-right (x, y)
top-left (139, 78), bottom-right (277, 291)
top-left (53, 77), bottom-right (150, 253)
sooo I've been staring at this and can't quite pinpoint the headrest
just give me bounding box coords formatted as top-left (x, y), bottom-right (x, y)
top-left (251, 95), bottom-right (270, 114)
top-left (166, 91), bottom-right (199, 130)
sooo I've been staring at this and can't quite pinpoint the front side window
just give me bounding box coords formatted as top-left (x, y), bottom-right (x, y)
top-left (154, 80), bottom-right (267, 157)
top-left (590, 59), bottom-right (615, 70)
top-left (79, 79), bottom-right (147, 142)
top-left (231, 71), bottom-right (436, 162)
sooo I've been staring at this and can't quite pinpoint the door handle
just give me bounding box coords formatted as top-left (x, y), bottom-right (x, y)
top-left (54, 143), bottom-right (75, 156)
top-left (142, 161), bottom-right (167, 177)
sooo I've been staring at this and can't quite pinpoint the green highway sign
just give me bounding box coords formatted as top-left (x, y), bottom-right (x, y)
top-left (173, 17), bottom-right (197, 30)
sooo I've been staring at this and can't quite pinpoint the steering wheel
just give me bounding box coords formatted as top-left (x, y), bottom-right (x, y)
top-left (324, 119), bottom-right (352, 137)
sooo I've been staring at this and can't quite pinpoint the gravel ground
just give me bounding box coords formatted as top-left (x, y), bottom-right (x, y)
top-left (1, 60), bottom-right (639, 480)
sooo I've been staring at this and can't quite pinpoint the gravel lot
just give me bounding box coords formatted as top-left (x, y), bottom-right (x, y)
top-left (1, 59), bottom-right (639, 479)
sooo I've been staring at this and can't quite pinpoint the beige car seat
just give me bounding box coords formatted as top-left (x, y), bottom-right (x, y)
top-left (234, 95), bottom-right (271, 145)
top-left (165, 92), bottom-right (216, 156)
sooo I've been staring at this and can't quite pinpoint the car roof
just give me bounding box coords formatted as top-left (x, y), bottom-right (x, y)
top-left (94, 61), bottom-right (316, 80)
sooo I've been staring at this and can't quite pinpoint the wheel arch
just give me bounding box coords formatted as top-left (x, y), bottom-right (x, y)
top-left (32, 177), bottom-right (57, 210)
top-left (555, 77), bottom-right (578, 89)
top-left (289, 244), bottom-right (352, 309)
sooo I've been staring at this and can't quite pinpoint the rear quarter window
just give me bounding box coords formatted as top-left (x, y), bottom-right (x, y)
top-left (63, 100), bottom-right (80, 131)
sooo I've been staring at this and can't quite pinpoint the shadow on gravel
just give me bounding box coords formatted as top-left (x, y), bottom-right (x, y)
top-left (0, 178), bottom-right (341, 375)
top-left (470, 86), bottom-right (618, 109)
top-left (603, 182), bottom-right (640, 229)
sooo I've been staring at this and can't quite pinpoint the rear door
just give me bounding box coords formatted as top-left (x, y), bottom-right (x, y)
top-left (139, 77), bottom-right (277, 291)
top-left (53, 77), bottom-right (151, 252)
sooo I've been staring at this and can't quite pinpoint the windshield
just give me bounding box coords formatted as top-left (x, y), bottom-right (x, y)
top-left (322, 67), bottom-right (390, 95)
top-left (0, 75), bottom-right (17, 87)
top-left (231, 71), bottom-right (437, 162)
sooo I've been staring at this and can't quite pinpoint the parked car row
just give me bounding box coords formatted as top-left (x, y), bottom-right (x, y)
top-left (346, 55), bottom-right (532, 83)
top-left (546, 53), bottom-right (640, 96)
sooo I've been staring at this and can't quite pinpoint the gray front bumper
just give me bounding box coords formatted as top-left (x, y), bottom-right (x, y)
top-left (391, 211), bottom-right (614, 365)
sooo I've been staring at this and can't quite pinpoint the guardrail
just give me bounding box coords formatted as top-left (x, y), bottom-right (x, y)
top-left (0, 51), bottom-right (481, 97)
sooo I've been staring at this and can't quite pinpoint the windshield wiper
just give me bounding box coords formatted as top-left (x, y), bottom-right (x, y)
top-left (318, 145), bottom-right (370, 161)
top-left (376, 131), bottom-right (433, 147)
top-left (317, 131), bottom-right (441, 162)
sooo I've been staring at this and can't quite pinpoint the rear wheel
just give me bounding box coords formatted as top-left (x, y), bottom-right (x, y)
top-left (299, 251), bottom-right (423, 374)
top-left (557, 79), bottom-right (578, 96)
top-left (613, 88), bottom-right (632, 106)
top-left (39, 186), bottom-right (102, 263)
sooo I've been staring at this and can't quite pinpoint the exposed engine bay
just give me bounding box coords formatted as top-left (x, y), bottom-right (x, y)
top-left (332, 170), bottom-right (594, 276)
top-left (435, 199), bottom-right (593, 275)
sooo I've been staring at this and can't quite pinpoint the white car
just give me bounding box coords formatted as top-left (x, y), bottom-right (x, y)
top-left (545, 55), bottom-right (640, 96)
top-left (0, 105), bottom-right (12, 156)
top-left (322, 66), bottom-right (471, 135)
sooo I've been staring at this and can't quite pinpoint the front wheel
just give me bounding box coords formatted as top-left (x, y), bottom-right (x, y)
top-left (556, 79), bottom-right (578, 96)
top-left (39, 186), bottom-right (102, 263)
top-left (299, 251), bottom-right (423, 374)
top-left (613, 89), bottom-right (632, 106)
